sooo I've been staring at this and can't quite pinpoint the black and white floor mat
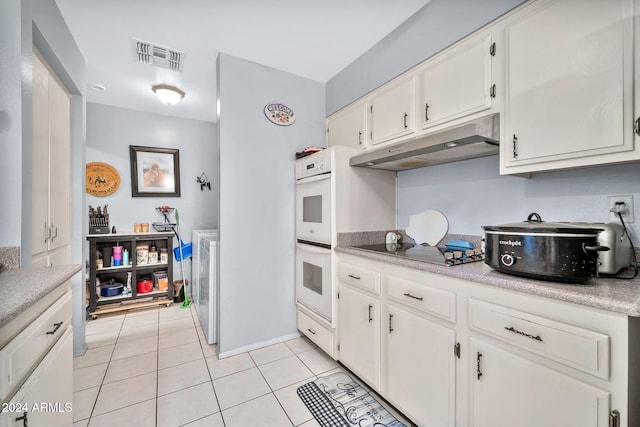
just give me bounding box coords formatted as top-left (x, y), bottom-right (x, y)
top-left (296, 372), bottom-right (407, 427)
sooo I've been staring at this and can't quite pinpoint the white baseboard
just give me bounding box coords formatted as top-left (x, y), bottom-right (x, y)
top-left (217, 331), bottom-right (302, 359)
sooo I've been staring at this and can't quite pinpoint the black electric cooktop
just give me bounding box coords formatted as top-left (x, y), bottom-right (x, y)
top-left (352, 243), bottom-right (485, 266)
top-left (353, 243), bottom-right (450, 266)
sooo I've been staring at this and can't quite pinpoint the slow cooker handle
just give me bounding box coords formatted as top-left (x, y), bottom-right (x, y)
top-left (527, 212), bottom-right (543, 223)
top-left (583, 244), bottom-right (610, 254)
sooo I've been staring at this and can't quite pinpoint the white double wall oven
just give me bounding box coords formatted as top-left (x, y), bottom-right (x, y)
top-left (295, 149), bottom-right (335, 324)
top-left (295, 146), bottom-right (396, 334)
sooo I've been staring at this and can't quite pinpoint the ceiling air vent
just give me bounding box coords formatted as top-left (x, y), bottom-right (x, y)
top-left (132, 38), bottom-right (184, 72)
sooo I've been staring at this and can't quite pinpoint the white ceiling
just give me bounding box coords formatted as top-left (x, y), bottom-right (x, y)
top-left (55, 0), bottom-right (431, 123)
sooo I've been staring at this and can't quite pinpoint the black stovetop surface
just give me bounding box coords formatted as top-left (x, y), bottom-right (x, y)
top-left (352, 243), bottom-right (450, 266)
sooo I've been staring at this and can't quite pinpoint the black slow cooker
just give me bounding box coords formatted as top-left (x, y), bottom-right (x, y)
top-left (482, 213), bottom-right (609, 283)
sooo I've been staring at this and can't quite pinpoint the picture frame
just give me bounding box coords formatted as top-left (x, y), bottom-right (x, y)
top-left (129, 145), bottom-right (181, 197)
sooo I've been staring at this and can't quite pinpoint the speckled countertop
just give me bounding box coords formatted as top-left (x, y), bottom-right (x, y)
top-left (0, 265), bottom-right (81, 328)
top-left (336, 246), bottom-right (640, 317)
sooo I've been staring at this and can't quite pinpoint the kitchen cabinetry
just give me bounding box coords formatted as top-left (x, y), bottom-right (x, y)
top-left (370, 74), bottom-right (415, 146)
top-left (501, 0), bottom-right (639, 174)
top-left (385, 303), bottom-right (456, 427)
top-left (31, 49), bottom-right (71, 267)
top-left (337, 262), bottom-right (381, 385)
top-left (0, 283), bottom-right (73, 427)
top-left (469, 338), bottom-right (609, 427)
top-left (336, 252), bottom-right (633, 427)
top-left (418, 32), bottom-right (495, 130)
top-left (87, 232), bottom-right (174, 316)
top-left (327, 100), bottom-right (368, 148)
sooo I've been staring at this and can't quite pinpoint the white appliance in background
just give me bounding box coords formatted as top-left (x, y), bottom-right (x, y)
top-left (192, 229), bottom-right (219, 344)
top-left (191, 229), bottom-right (218, 305)
top-left (295, 146), bottom-right (396, 357)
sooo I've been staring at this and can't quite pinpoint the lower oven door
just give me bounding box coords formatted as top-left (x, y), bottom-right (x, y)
top-left (296, 242), bottom-right (333, 323)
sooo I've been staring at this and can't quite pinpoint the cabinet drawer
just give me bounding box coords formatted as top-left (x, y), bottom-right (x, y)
top-left (468, 299), bottom-right (610, 379)
top-left (297, 309), bottom-right (335, 358)
top-left (338, 262), bottom-right (380, 294)
top-left (386, 275), bottom-right (456, 322)
top-left (0, 290), bottom-right (72, 400)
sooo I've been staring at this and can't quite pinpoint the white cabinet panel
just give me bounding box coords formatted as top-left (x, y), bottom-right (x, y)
top-left (338, 286), bottom-right (380, 390)
top-left (370, 75), bottom-right (415, 145)
top-left (470, 338), bottom-right (610, 427)
top-left (419, 33), bottom-right (494, 129)
top-left (385, 303), bottom-right (456, 427)
top-left (31, 49), bottom-right (71, 265)
top-left (502, 0), bottom-right (636, 173)
top-left (327, 101), bottom-right (367, 148)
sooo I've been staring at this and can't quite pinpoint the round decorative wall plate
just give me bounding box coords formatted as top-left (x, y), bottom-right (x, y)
top-left (264, 102), bottom-right (296, 126)
top-left (86, 162), bottom-right (121, 196)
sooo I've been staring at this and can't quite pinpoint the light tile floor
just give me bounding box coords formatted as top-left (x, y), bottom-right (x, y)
top-left (73, 303), bottom-right (345, 427)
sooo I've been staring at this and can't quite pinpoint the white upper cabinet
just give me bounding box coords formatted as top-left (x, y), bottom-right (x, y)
top-left (501, 0), bottom-right (638, 174)
top-left (327, 100), bottom-right (368, 148)
top-left (418, 32), bottom-right (495, 130)
top-left (370, 74), bottom-right (415, 146)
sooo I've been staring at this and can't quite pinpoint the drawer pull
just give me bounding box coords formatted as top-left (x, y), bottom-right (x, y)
top-left (388, 314), bottom-right (394, 333)
top-left (368, 304), bottom-right (373, 323)
top-left (15, 411), bottom-right (28, 426)
top-left (307, 328), bottom-right (317, 335)
top-left (46, 321), bottom-right (64, 336)
top-left (347, 274), bottom-right (361, 280)
top-left (476, 352), bottom-right (483, 380)
top-left (504, 326), bottom-right (543, 342)
top-left (403, 292), bottom-right (423, 301)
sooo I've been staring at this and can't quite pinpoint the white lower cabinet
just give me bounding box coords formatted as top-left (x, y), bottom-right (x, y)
top-left (337, 286), bottom-right (380, 390)
top-left (385, 303), bottom-right (456, 427)
top-left (1, 329), bottom-right (73, 427)
top-left (336, 253), bottom-right (632, 427)
top-left (469, 338), bottom-right (610, 427)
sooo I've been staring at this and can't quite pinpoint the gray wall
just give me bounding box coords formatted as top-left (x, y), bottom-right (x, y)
top-left (398, 156), bottom-right (640, 237)
top-left (326, 0), bottom-right (526, 115)
top-left (1, 0), bottom-right (87, 356)
top-left (86, 102), bottom-right (219, 283)
top-left (217, 53), bottom-right (325, 356)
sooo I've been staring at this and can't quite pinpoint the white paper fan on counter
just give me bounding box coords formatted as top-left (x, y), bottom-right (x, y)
top-left (405, 209), bottom-right (449, 246)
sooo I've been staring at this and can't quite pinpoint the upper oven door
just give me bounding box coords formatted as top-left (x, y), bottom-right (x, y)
top-left (296, 173), bottom-right (332, 245)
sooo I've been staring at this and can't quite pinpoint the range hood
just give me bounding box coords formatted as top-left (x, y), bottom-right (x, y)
top-left (350, 114), bottom-right (500, 171)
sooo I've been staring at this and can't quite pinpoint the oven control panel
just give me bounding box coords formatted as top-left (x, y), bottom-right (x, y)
top-left (296, 150), bottom-right (332, 180)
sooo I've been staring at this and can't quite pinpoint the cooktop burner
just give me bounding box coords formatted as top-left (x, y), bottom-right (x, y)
top-left (352, 243), bottom-right (484, 266)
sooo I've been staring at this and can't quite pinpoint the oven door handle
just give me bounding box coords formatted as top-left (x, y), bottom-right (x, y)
top-left (296, 173), bottom-right (331, 185)
top-left (296, 243), bottom-right (332, 255)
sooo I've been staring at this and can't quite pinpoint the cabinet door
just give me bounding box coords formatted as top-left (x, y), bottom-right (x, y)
top-left (338, 286), bottom-right (380, 389)
top-left (385, 304), bottom-right (456, 427)
top-left (503, 0), bottom-right (634, 172)
top-left (327, 101), bottom-right (367, 148)
top-left (470, 338), bottom-right (609, 427)
top-left (0, 329), bottom-right (73, 427)
top-left (31, 52), bottom-right (50, 257)
top-left (370, 75), bottom-right (415, 145)
top-left (47, 72), bottom-right (71, 253)
top-left (419, 33), bottom-right (493, 129)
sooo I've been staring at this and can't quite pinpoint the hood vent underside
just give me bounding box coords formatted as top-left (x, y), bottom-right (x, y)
top-left (350, 114), bottom-right (500, 171)
top-left (132, 38), bottom-right (184, 72)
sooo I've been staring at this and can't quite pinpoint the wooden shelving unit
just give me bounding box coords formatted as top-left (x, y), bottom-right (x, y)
top-left (86, 231), bottom-right (174, 318)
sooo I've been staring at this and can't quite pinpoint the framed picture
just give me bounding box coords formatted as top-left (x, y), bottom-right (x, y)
top-left (129, 145), bottom-right (181, 197)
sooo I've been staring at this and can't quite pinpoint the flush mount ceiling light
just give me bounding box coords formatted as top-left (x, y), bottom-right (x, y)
top-left (151, 84), bottom-right (185, 106)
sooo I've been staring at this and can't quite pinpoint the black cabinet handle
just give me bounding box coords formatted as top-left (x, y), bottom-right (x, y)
top-left (403, 112), bottom-right (408, 129)
top-left (425, 104), bottom-right (429, 121)
top-left (388, 314), bottom-right (394, 333)
top-left (368, 304), bottom-right (373, 323)
top-left (46, 321), bottom-right (63, 335)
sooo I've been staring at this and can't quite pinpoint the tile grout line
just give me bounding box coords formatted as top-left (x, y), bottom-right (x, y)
top-left (84, 315), bottom-right (125, 424)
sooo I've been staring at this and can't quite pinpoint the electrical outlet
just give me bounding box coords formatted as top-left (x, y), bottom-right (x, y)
top-left (608, 195), bottom-right (634, 223)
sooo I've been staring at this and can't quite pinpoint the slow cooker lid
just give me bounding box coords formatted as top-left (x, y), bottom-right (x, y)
top-left (482, 212), bottom-right (604, 235)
